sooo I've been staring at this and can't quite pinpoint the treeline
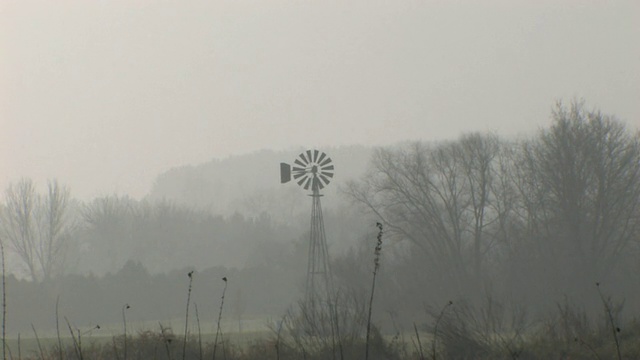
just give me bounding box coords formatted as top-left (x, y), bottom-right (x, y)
top-left (0, 152), bottom-right (370, 281)
top-left (344, 101), bottom-right (640, 320)
top-left (0, 190), bottom-right (307, 279)
top-left (74, 198), bottom-right (303, 275)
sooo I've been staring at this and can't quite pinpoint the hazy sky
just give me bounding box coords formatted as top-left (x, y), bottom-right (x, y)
top-left (1, 0), bottom-right (639, 199)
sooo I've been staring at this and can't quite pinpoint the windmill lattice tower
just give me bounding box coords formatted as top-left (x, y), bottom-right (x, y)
top-left (281, 149), bottom-right (335, 304)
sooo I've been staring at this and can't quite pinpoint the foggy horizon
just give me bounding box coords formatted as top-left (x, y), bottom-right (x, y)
top-left (1, 3), bottom-right (640, 357)
top-left (2, 1), bottom-right (638, 200)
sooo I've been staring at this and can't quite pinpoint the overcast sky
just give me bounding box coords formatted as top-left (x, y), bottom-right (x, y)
top-left (1, 0), bottom-right (638, 200)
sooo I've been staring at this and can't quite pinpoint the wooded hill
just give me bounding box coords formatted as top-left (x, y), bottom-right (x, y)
top-left (146, 145), bottom-right (373, 223)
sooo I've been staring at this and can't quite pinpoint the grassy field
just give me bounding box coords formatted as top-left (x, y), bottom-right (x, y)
top-left (3, 317), bottom-right (275, 358)
top-left (3, 316), bottom-right (640, 359)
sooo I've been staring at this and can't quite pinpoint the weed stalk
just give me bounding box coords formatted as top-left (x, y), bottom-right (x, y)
top-left (183, 271), bottom-right (195, 360)
top-left (275, 314), bottom-right (286, 360)
top-left (0, 240), bottom-right (6, 360)
top-left (575, 337), bottom-right (602, 360)
top-left (431, 300), bottom-right (453, 360)
top-left (195, 303), bottom-right (203, 360)
top-left (159, 322), bottom-right (173, 360)
top-left (212, 276), bottom-right (228, 360)
top-left (65, 317), bottom-right (81, 360)
top-left (32, 324), bottom-right (45, 360)
top-left (365, 222), bottom-right (383, 360)
top-left (333, 291), bottom-right (344, 360)
top-left (56, 296), bottom-right (63, 360)
top-left (596, 282), bottom-right (622, 360)
top-left (414, 322), bottom-right (424, 360)
top-left (112, 335), bottom-right (121, 360)
top-left (123, 303), bottom-right (130, 360)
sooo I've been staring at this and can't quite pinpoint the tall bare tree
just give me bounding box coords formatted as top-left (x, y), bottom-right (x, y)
top-left (517, 101), bottom-right (640, 292)
top-left (0, 179), bottom-right (73, 281)
top-left (1, 179), bottom-right (38, 280)
top-left (346, 133), bottom-right (508, 297)
top-left (38, 180), bottom-right (73, 281)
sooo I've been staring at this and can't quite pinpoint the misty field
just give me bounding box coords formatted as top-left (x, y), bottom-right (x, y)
top-left (2, 294), bottom-right (640, 360)
top-left (1, 101), bottom-right (639, 360)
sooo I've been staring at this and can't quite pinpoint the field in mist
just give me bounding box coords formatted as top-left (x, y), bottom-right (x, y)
top-left (0, 101), bottom-right (639, 359)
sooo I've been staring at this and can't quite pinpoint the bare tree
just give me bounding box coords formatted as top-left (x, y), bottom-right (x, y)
top-left (455, 133), bottom-right (502, 278)
top-left (345, 133), bottom-right (508, 297)
top-left (1, 179), bottom-right (38, 281)
top-left (0, 179), bottom-right (73, 281)
top-left (80, 195), bottom-right (134, 273)
top-left (38, 180), bottom-right (73, 281)
top-left (517, 101), bottom-right (640, 292)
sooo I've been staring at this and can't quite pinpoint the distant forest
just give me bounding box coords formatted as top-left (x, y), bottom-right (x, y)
top-left (1, 101), bottom-right (639, 342)
top-left (147, 145), bottom-right (373, 220)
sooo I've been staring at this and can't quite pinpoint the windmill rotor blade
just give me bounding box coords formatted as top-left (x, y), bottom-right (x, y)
top-left (294, 158), bottom-right (307, 167)
top-left (297, 176), bottom-right (308, 186)
top-left (317, 179), bottom-right (325, 189)
top-left (292, 166), bottom-right (306, 172)
top-left (317, 152), bottom-right (326, 164)
top-left (313, 150), bottom-right (319, 163)
top-left (293, 172), bottom-right (306, 180)
top-left (319, 174), bottom-right (330, 185)
top-left (303, 177), bottom-right (312, 190)
top-left (306, 150), bottom-right (313, 164)
top-left (292, 169), bottom-right (307, 176)
top-left (321, 171), bottom-right (334, 178)
top-left (319, 157), bottom-right (332, 166)
top-left (321, 164), bottom-right (334, 171)
top-left (320, 176), bottom-right (333, 183)
top-left (299, 152), bottom-right (308, 164)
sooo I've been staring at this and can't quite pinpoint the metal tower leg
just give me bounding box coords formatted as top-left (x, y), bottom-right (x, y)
top-left (305, 187), bottom-right (333, 306)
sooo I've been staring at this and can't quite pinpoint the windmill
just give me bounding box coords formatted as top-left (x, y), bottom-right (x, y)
top-left (280, 149), bottom-right (335, 304)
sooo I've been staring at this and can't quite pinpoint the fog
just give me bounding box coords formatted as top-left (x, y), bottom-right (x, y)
top-left (1, 1), bottom-right (639, 359)
top-left (2, 0), bottom-right (638, 199)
